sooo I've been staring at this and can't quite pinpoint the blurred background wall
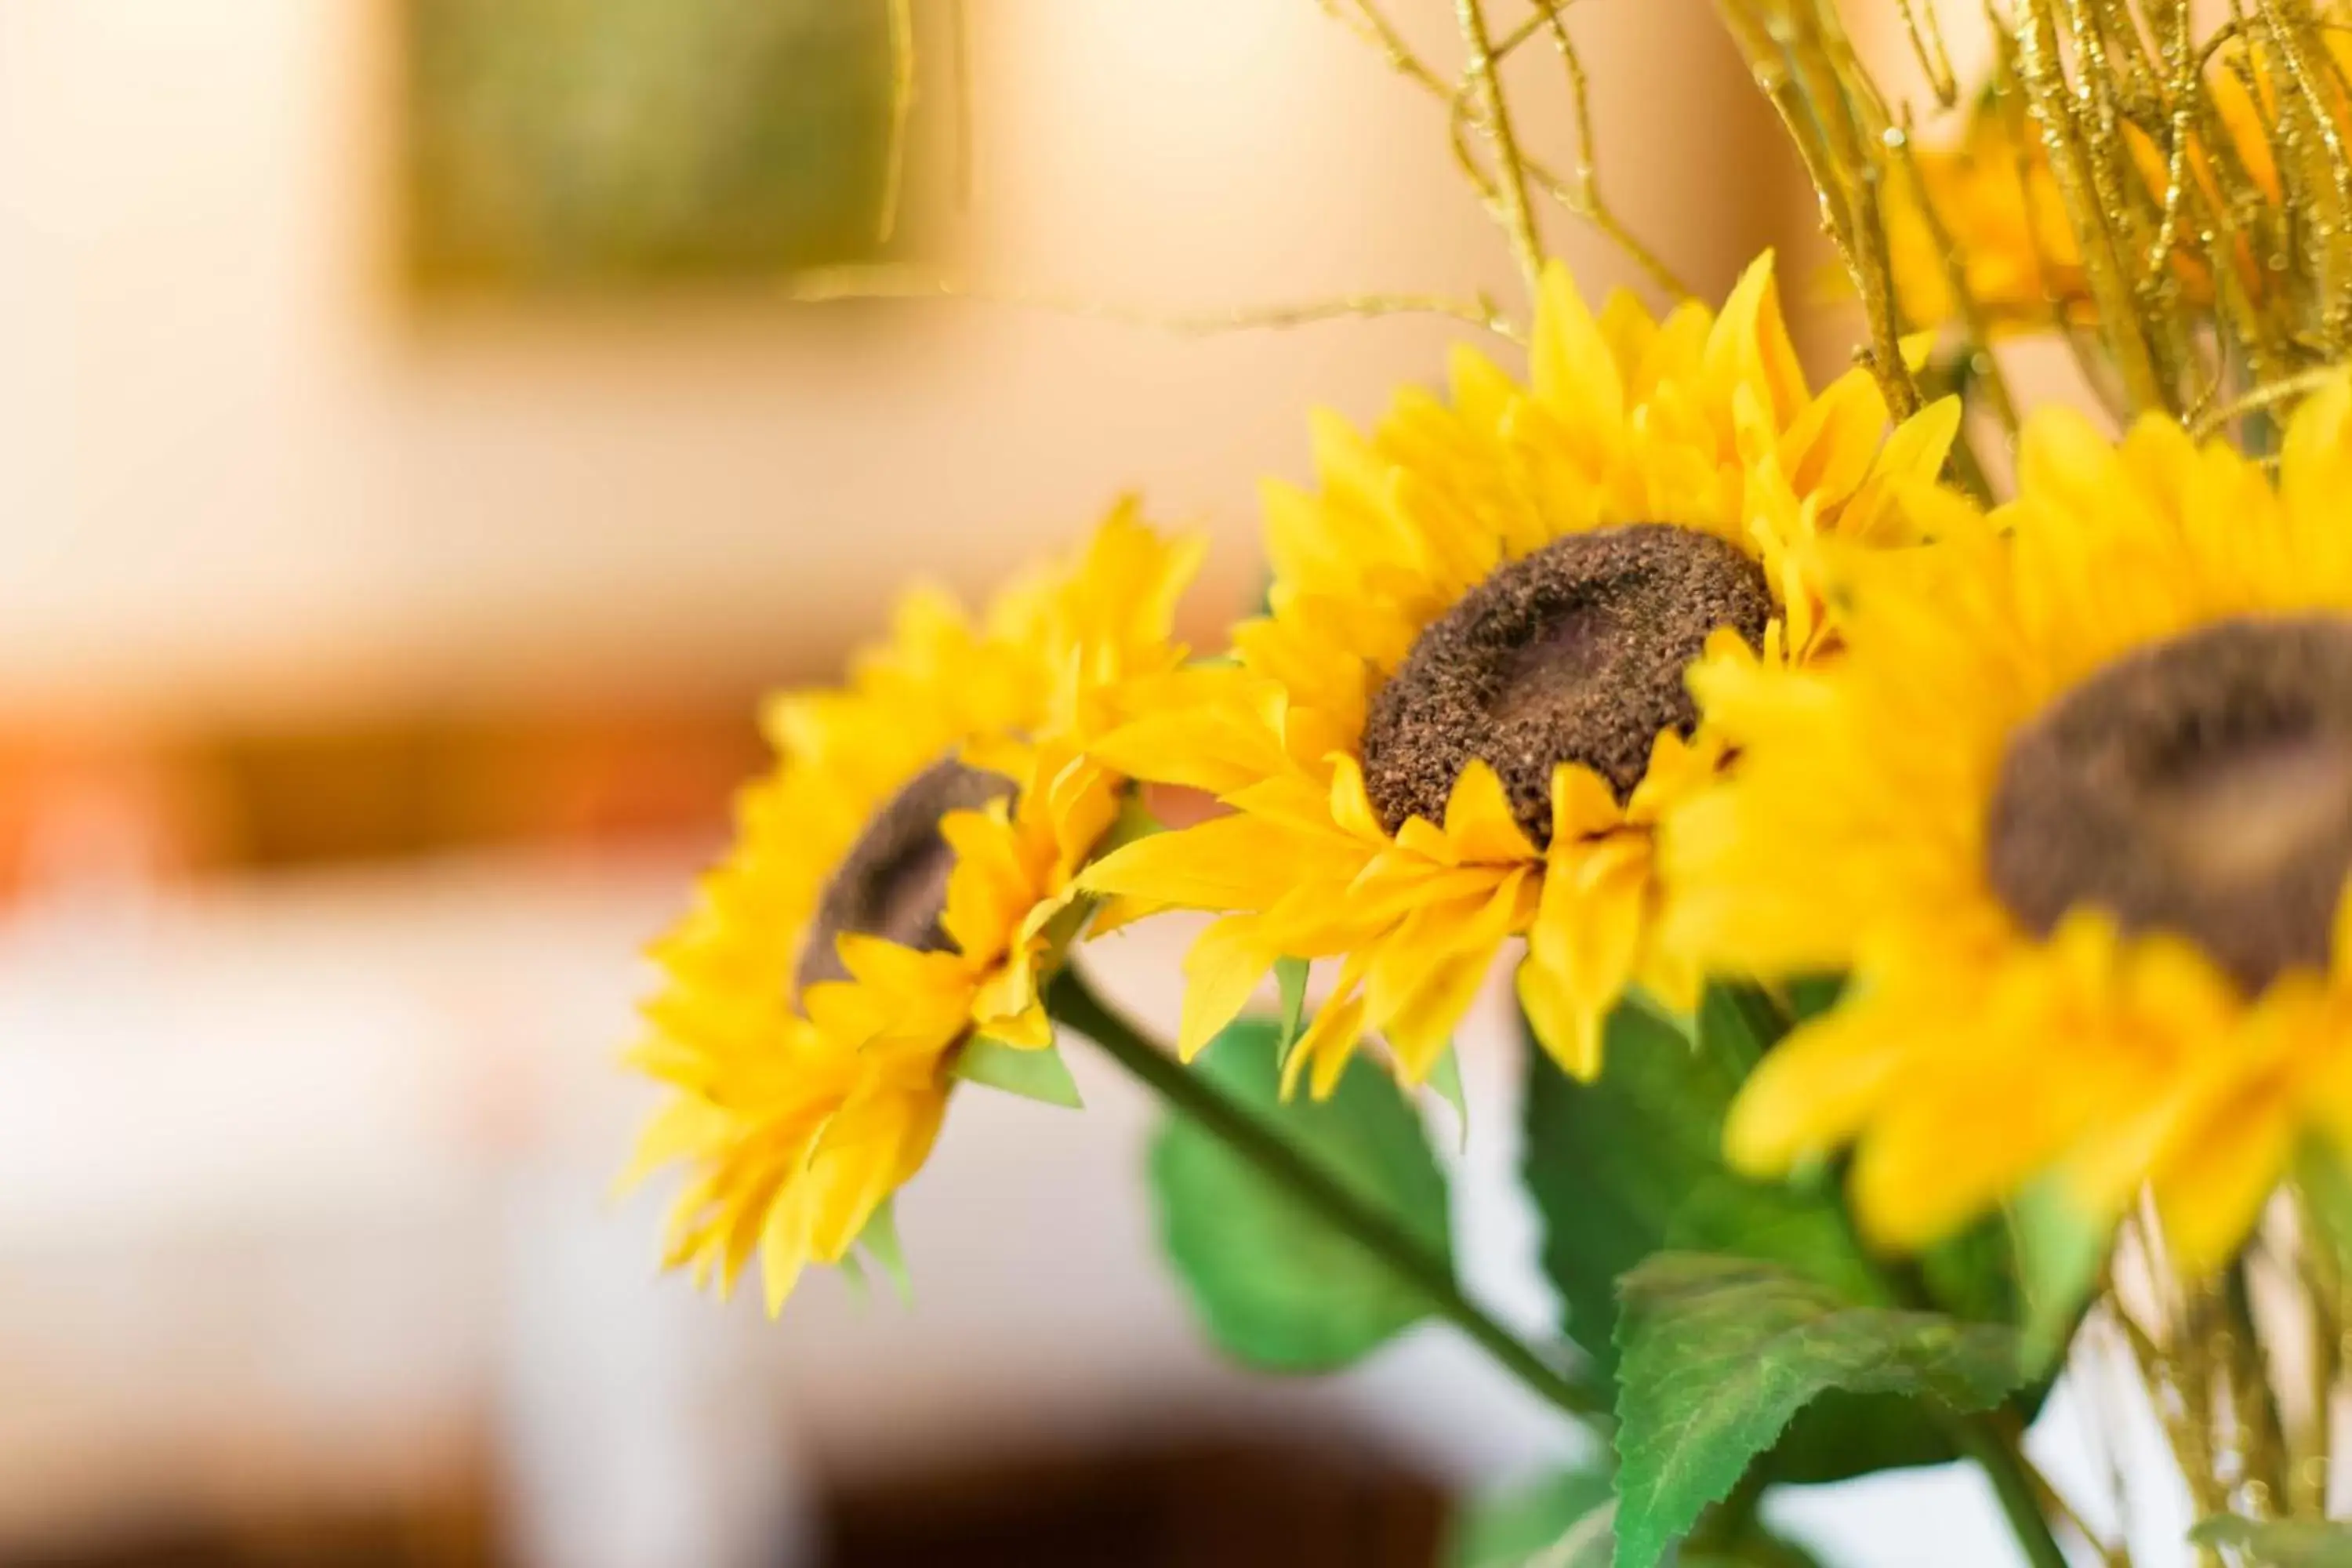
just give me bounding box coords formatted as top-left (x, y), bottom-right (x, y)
top-left (0, 4), bottom-right (1860, 1566)
top-left (0, 0), bottom-right (1789, 732)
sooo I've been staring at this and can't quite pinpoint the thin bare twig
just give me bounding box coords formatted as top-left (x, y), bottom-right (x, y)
top-left (783, 266), bottom-right (1525, 342)
top-left (1312, 0), bottom-right (1695, 298)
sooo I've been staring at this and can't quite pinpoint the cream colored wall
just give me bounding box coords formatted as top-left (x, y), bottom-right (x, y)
top-left (0, 0), bottom-right (1792, 730)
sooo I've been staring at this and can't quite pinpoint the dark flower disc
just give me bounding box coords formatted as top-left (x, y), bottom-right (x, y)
top-left (795, 756), bottom-right (1016, 996)
top-left (1986, 615), bottom-right (2352, 993)
top-left (1360, 524), bottom-right (1773, 846)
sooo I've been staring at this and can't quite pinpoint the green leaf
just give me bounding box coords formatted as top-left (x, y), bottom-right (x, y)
top-left (1525, 999), bottom-right (1731, 1383)
top-left (856, 1197), bottom-right (913, 1306)
top-left (1274, 956), bottom-right (1310, 1063)
top-left (1097, 787), bottom-right (1165, 857)
top-left (1777, 975), bottom-right (1846, 1025)
top-left (835, 1247), bottom-right (870, 1305)
top-left (2189, 1515), bottom-right (2352, 1566)
top-left (1697, 982), bottom-right (1782, 1075)
top-left (1149, 1018), bottom-right (1451, 1371)
top-left (1450, 1468), bottom-right (1617, 1568)
top-left (2005, 1179), bottom-right (2107, 1371)
top-left (1451, 1466), bottom-right (1826, 1568)
top-left (953, 1036), bottom-right (1083, 1109)
top-left (1523, 985), bottom-right (2046, 1486)
top-left (1428, 1044), bottom-right (1471, 1148)
top-left (1679, 1540), bottom-right (1828, 1568)
top-left (1661, 1167), bottom-right (1967, 1486)
top-left (1612, 1254), bottom-right (2029, 1568)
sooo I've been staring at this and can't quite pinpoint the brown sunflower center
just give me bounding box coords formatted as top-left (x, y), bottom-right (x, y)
top-left (1985, 615), bottom-right (2352, 993)
top-left (794, 757), bottom-right (1016, 996)
top-left (1359, 524), bottom-right (1773, 846)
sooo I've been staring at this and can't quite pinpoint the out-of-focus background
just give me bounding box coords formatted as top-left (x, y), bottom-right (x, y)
top-left (0, 4), bottom-right (2136, 1565)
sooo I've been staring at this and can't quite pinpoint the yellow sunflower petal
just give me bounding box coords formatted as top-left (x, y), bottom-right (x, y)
top-left (1677, 384), bottom-right (2352, 1261)
top-left (1094, 249), bottom-right (1949, 1131)
top-left (630, 506), bottom-right (1199, 1309)
top-left (1178, 914), bottom-right (1280, 1059)
top-left (1519, 834), bottom-right (1652, 1080)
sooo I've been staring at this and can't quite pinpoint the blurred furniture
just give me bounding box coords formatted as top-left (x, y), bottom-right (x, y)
top-left (822, 1436), bottom-right (1444, 1568)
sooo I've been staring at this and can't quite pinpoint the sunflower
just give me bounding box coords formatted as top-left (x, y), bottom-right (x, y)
top-left (1080, 256), bottom-right (1960, 1096)
top-left (628, 504), bottom-right (1202, 1310)
top-left (1887, 103), bottom-right (2096, 335)
top-left (1666, 379), bottom-right (2352, 1272)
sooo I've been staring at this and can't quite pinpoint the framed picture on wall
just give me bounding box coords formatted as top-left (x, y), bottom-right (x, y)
top-left (397, 0), bottom-right (905, 296)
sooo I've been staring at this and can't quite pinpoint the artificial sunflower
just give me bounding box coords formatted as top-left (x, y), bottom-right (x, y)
top-left (1887, 102), bottom-right (2095, 334)
top-left (1080, 255), bottom-right (1959, 1096)
top-left (1667, 379), bottom-right (2352, 1272)
top-left (628, 505), bottom-right (1202, 1310)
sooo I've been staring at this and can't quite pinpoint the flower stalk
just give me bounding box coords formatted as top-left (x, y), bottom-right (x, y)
top-left (1044, 963), bottom-right (1611, 1425)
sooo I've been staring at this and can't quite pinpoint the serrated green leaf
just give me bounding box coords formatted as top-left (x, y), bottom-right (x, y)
top-left (1150, 1018), bottom-right (1450, 1371)
top-left (1274, 956), bottom-right (1310, 1063)
top-left (1524, 985), bottom-right (2045, 1488)
top-left (1658, 1170), bottom-right (1969, 1483)
top-left (1611, 1254), bottom-right (2028, 1568)
top-left (953, 1036), bottom-right (1083, 1109)
top-left (1451, 1468), bottom-right (1617, 1568)
top-left (2189, 1515), bottom-right (2352, 1566)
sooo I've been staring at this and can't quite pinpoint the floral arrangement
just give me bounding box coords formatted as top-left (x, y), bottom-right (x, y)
top-left (626, 3), bottom-right (2352, 1563)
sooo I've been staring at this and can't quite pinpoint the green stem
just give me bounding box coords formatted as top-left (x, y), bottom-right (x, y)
top-left (1941, 1413), bottom-right (2074, 1568)
top-left (1733, 985), bottom-right (2073, 1568)
top-left (1046, 964), bottom-right (1609, 1425)
top-left (2224, 1259), bottom-right (2294, 1516)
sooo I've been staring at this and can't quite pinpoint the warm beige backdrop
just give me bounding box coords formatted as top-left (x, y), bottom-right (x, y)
top-left (0, 0), bottom-right (1796, 730)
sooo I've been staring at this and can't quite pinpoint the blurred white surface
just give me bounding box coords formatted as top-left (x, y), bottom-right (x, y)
top-left (0, 850), bottom-right (2199, 1566)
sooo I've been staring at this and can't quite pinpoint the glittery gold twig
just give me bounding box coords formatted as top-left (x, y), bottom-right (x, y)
top-left (1711, 0), bottom-right (1922, 416)
top-left (1454, 0), bottom-right (1548, 293)
top-left (2256, 0), bottom-right (2352, 339)
top-left (2014, 0), bottom-right (2173, 411)
top-left (2187, 364), bottom-right (2348, 437)
top-left (1719, 0), bottom-right (2352, 431)
top-left (1896, 0), bottom-right (1962, 106)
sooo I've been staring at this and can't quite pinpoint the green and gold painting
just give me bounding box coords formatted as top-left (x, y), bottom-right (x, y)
top-left (401, 0), bottom-right (898, 294)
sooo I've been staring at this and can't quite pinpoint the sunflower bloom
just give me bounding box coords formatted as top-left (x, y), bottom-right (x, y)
top-left (1081, 255), bottom-right (1960, 1096)
top-left (629, 505), bottom-right (1202, 1309)
top-left (1888, 105), bottom-right (2097, 334)
top-left (1667, 379), bottom-right (2352, 1272)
